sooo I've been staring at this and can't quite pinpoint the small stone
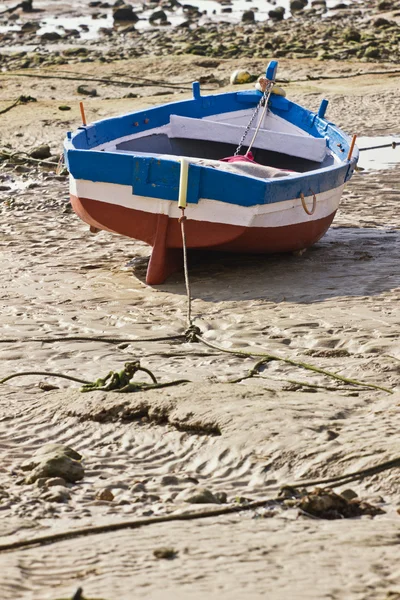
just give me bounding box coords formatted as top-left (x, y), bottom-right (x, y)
top-left (268, 6), bottom-right (285, 19)
top-left (178, 486), bottom-right (221, 504)
top-left (35, 478), bottom-right (48, 488)
top-left (113, 5), bottom-right (139, 21)
top-left (20, 21), bottom-right (40, 32)
top-left (29, 145), bottom-right (51, 159)
top-left (62, 47), bottom-right (88, 56)
top-left (21, 0), bottom-right (33, 11)
top-left (153, 547), bottom-right (178, 559)
top-left (373, 17), bottom-right (391, 27)
top-left (160, 475), bottom-right (179, 486)
top-left (343, 27), bottom-right (361, 42)
top-left (147, 494), bottom-right (161, 502)
top-left (365, 47), bottom-right (380, 58)
top-left (77, 85), bottom-right (97, 97)
top-left (290, 0), bottom-right (306, 11)
top-left (58, 105), bottom-right (71, 111)
top-left (131, 482), bottom-right (146, 493)
top-left (44, 477), bottom-right (68, 488)
top-left (215, 491), bottom-right (228, 504)
top-left (38, 381), bottom-right (59, 391)
top-left (42, 485), bottom-right (71, 503)
top-left (25, 455), bottom-right (84, 484)
top-left (40, 31), bottom-right (62, 41)
top-left (230, 69), bottom-right (255, 85)
top-left (241, 9), bottom-right (255, 21)
top-left (96, 489), bottom-right (114, 501)
top-left (33, 444), bottom-right (82, 462)
top-left (149, 9), bottom-right (168, 22)
top-left (0, 185), bottom-right (11, 191)
top-left (340, 489), bottom-right (358, 501)
top-left (326, 430), bottom-right (339, 440)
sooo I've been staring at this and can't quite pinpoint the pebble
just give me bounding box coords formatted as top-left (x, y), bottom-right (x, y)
top-left (25, 455), bottom-right (84, 484)
top-left (23, 444), bottom-right (82, 467)
top-left (268, 6), bottom-right (285, 19)
top-left (131, 482), bottom-right (146, 493)
top-left (176, 486), bottom-right (221, 504)
top-left (160, 475), bottom-right (180, 486)
top-left (44, 477), bottom-right (68, 488)
top-left (96, 488), bottom-right (114, 501)
top-left (290, 0), bottom-right (307, 11)
top-left (21, 444), bottom-right (84, 484)
top-left (153, 547), bottom-right (178, 559)
top-left (230, 69), bottom-right (255, 85)
top-left (113, 5), bottom-right (139, 21)
top-left (40, 32), bottom-right (62, 41)
top-left (29, 145), bottom-right (51, 160)
top-left (77, 85), bottom-right (98, 97)
top-left (241, 9), bottom-right (255, 21)
top-left (340, 489), bottom-right (358, 501)
top-left (41, 485), bottom-right (71, 503)
top-left (149, 9), bottom-right (168, 22)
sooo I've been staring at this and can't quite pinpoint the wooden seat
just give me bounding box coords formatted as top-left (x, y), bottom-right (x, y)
top-left (168, 115), bottom-right (327, 163)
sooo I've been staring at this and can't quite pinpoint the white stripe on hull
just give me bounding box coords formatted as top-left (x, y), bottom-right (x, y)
top-left (70, 178), bottom-right (343, 229)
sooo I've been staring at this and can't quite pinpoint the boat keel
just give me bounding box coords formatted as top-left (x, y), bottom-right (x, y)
top-left (147, 214), bottom-right (183, 285)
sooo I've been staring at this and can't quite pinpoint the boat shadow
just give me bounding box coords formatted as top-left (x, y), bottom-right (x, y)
top-left (133, 226), bottom-right (400, 304)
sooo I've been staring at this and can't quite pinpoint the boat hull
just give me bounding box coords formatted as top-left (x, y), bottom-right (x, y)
top-left (70, 180), bottom-right (342, 284)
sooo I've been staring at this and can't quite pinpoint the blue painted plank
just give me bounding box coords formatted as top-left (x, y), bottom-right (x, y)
top-left (65, 86), bottom-right (357, 209)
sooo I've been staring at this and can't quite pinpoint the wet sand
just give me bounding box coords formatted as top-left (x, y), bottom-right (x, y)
top-left (0, 58), bottom-right (399, 599)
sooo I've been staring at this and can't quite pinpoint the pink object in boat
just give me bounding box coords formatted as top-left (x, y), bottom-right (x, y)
top-left (220, 152), bottom-right (257, 164)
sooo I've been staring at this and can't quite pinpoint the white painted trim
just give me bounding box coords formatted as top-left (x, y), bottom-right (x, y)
top-left (70, 177), bottom-right (343, 229)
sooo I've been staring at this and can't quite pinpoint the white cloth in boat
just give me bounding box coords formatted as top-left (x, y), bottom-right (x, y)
top-left (114, 149), bottom-right (296, 179)
top-left (189, 157), bottom-right (295, 179)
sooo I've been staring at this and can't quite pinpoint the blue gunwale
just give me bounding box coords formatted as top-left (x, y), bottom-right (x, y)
top-left (64, 86), bottom-right (358, 208)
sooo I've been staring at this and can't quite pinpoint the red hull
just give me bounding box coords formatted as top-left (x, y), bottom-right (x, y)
top-left (71, 195), bottom-right (336, 285)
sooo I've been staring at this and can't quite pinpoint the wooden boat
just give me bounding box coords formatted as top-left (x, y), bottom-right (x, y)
top-left (64, 61), bottom-right (359, 284)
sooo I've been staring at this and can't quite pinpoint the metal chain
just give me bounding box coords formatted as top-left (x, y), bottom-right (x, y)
top-left (234, 82), bottom-right (272, 156)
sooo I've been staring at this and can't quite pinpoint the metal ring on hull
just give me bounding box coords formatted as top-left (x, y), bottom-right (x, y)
top-left (300, 190), bottom-right (317, 216)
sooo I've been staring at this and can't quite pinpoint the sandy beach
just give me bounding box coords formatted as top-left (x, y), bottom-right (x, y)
top-left (0, 40), bottom-right (400, 600)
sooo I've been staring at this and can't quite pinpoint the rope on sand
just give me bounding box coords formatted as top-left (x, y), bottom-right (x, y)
top-left (177, 212), bottom-right (394, 395)
top-left (196, 338), bottom-right (394, 394)
top-left (0, 454), bottom-right (399, 553)
top-left (0, 334), bottom-right (186, 344)
top-left (0, 95), bottom-right (36, 116)
top-left (0, 72), bottom-right (198, 91)
top-left (0, 370), bottom-right (189, 392)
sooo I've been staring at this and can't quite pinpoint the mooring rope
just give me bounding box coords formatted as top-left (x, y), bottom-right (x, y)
top-left (179, 211), bottom-right (192, 328)
top-left (178, 209), bottom-right (394, 395)
top-left (0, 334), bottom-right (186, 345)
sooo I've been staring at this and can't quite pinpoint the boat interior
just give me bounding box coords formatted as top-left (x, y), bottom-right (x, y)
top-left (95, 108), bottom-right (339, 175)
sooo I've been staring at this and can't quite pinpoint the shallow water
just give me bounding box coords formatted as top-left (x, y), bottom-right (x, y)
top-left (357, 136), bottom-right (400, 171)
top-left (0, 0), bottom-right (353, 40)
